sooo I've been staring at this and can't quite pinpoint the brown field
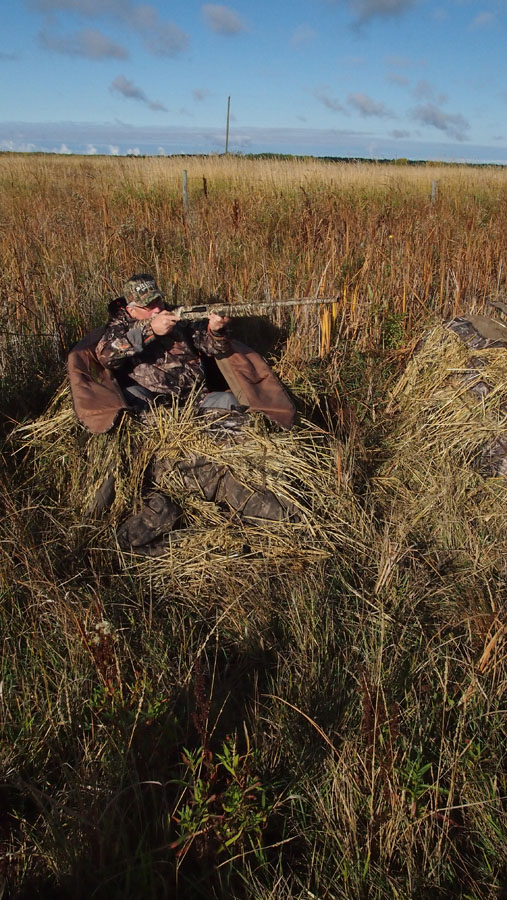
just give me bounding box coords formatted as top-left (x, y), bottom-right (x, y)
top-left (1, 154), bottom-right (506, 900)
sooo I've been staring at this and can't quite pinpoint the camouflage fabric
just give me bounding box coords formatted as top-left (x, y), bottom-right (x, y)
top-left (446, 315), bottom-right (507, 349)
top-left (446, 313), bottom-right (507, 477)
top-left (95, 307), bottom-right (231, 400)
top-left (481, 435), bottom-right (507, 477)
top-left (116, 455), bottom-right (299, 556)
top-left (123, 275), bottom-right (164, 308)
top-left (153, 454), bottom-right (301, 524)
top-left (86, 473), bottom-right (115, 517)
top-left (196, 407), bottom-right (249, 441)
top-left (117, 493), bottom-right (182, 555)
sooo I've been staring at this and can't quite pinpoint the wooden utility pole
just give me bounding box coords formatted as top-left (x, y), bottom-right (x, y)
top-left (225, 95), bottom-right (230, 154)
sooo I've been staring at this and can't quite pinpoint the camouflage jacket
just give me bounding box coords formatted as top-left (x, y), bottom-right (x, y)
top-left (95, 307), bottom-right (232, 400)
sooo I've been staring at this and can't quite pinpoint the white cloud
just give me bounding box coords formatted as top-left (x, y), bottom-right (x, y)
top-left (0, 140), bottom-right (38, 151)
top-left (86, 143), bottom-right (97, 154)
top-left (128, 10), bottom-right (188, 56)
top-left (31, 0), bottom-right (128, 13)
top-left (30, 0), bottom-right (188, 57)
top-left (314, 87), bottom-right (345, 113)
top-left (39, 27), bottom-right (128, 58)
top-left (347, 0), bottom-right (416, 23)
top-left (110, 75), bottom-right (167, 112)
top-left (348, 93), bottom-right (394, 118)
top-left (202, 4), bottom-right (246, 35)
top-left (411, 102), bottom-right (470, 141)
top-left (413, 80), bottom-right (447, 104)
top-left (193, 89), bottom-right (212, 102)
top-left (58, 143), bottom-right (72, 153)
top-left (2, 122), bottom-right (504, 163)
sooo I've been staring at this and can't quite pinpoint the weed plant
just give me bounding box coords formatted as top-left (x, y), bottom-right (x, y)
top-left (0, 154), bottom-right (506, 899)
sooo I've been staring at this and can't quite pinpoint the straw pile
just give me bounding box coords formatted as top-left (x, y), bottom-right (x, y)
top-left (374, 322), bottom-right (507, 595)
top-left (17, 387), bottom-right (370, 609)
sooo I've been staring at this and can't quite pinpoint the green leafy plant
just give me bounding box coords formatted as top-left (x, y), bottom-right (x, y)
top-left (170, 733), bottom-right (272, 862)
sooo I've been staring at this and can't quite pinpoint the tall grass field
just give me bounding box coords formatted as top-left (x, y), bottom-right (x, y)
top-left (1, 153), bottom-right (506, 899)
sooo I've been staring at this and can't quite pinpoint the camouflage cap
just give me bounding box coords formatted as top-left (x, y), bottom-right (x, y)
top-left (123, 275), bottom-right (165, 308)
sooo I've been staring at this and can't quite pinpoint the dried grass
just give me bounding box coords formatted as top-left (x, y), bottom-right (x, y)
top-left (2, 155), bottom-right (507, 900)
top-left (17, 386), bottom-right (370, 611)
top-left (374, 322), bottom-right (507, 600)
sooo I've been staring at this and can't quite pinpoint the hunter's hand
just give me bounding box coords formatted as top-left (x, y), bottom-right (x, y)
top-left (150, 310), bottom-right (180, 336)
top-left (208, 313), bottom-right (230, 332)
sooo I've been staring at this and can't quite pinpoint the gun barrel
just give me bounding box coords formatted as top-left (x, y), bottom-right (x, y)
top-left (175, 296), bottom-right (339, 320)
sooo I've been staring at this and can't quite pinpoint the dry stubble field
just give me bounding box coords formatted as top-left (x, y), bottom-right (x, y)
top-left (0, 153), bottom-right (506, 899)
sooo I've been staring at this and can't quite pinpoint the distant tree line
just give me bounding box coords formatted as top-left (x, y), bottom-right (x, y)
top-left (0, 149), bottom-right (505, 168)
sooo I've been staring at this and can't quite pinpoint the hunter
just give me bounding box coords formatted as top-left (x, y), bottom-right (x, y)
top-left (95, 273), bottom-right (239, 413)
top-left (67, 274), bottom-right (299, 541)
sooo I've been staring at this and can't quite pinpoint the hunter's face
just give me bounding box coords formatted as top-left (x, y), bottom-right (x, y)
top-left (127, 299), bottom-right (165, 320)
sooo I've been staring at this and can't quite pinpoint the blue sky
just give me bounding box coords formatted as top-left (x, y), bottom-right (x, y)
top-left (1, 0), bottom-right (506, 161)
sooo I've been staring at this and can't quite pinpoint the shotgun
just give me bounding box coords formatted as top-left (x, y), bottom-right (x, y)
top-left (170, 296), bottom-right (339, 320)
